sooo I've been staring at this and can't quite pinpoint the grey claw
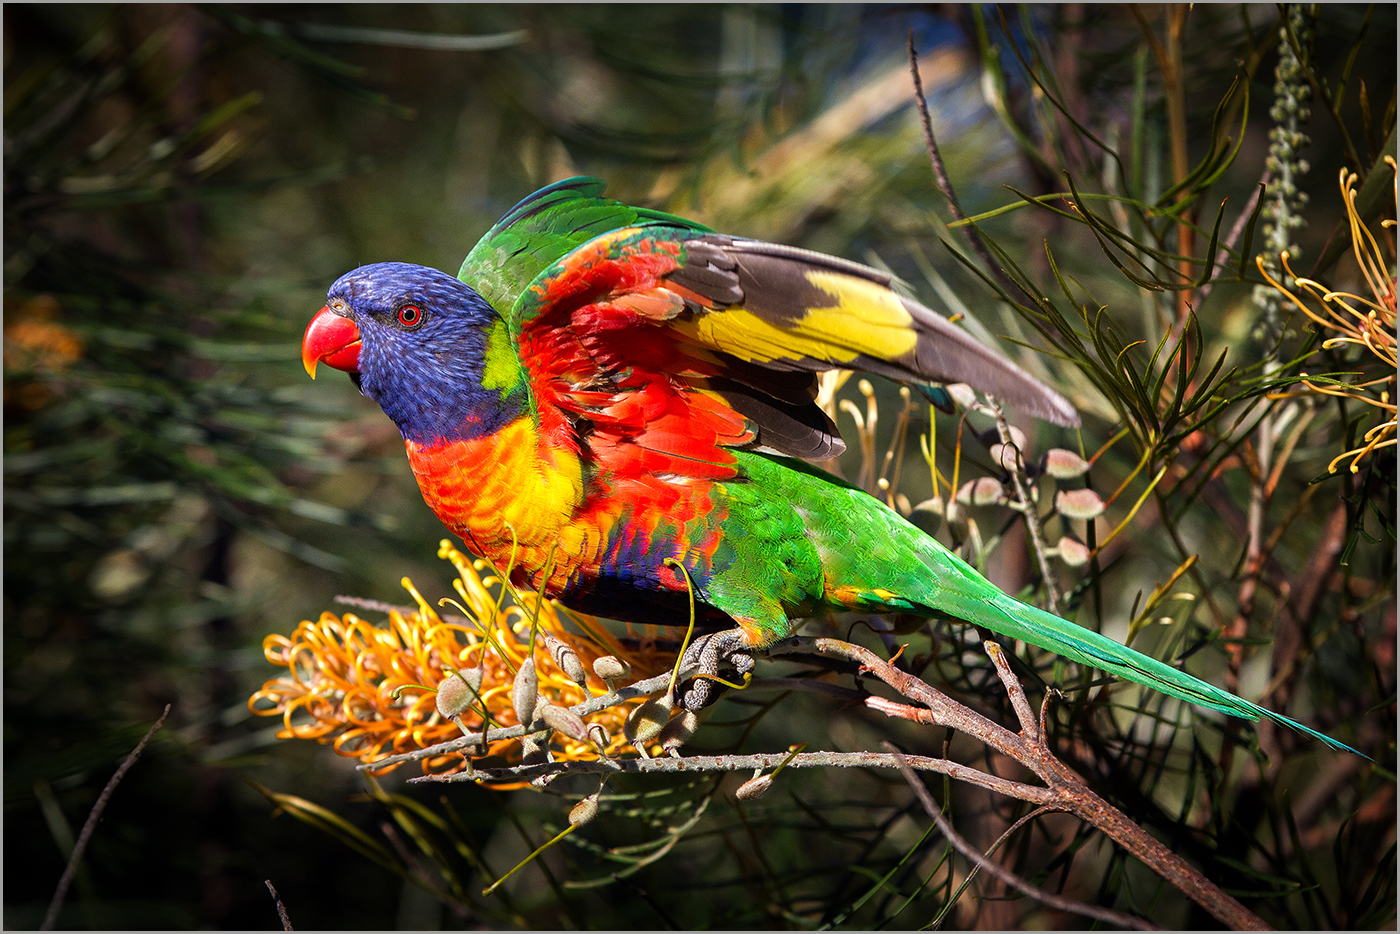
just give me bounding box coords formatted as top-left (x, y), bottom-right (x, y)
top-left (676, 629), bottom-right (753, 711)
top-left (680, 677), bottom-right (713, 712)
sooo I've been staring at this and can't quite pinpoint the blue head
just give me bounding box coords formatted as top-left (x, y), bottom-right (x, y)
top-left (304, 262), bottom-right (526, 445)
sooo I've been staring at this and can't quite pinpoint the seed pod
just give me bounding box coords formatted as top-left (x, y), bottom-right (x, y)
top-left (1042, 448), bottom-right (1090, 479)
top-left (912, 495), bottom-right (944, 518)
top-left (658, 709), bottom-right (699, 756)
top-left (454, 657), bottom-right (484, 692)
top-left (1057, 536), bottom-right (1091, 567)
top-left (520, 733), bottom-right (549, 766)
top-left (971, 476), bottom-right (1005, 506)
top-left (539, 703), bottom-right (588, 742)
top-left (544, 634), bottom-right (587, 687)
top-left (989, 442), bottom-right (1023, 471)
top-left (569, 795), bottom-right (599, 826)
top-left (593, 655), bottom-right (631, 690)
top-left (1055, 488), bottom-right (1106, 520)
top-left (910, 496), bottom-right (943, 534)
top-left (625, 695), bottom-right (672, 751)
top-left (512, 656), bottom-right (538, 727)
top-left (436, 674), bottom-right (474, 721)
top-left (735, 773), bottom-right (773, 801)
top-left (1004, 424), bottom-right (1028, 452)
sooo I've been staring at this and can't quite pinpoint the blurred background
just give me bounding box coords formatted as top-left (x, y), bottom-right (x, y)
top-left (4, 4), bottom-right (1394, 929)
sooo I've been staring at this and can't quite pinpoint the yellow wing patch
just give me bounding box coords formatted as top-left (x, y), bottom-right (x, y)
top-left (672, 270), bottom-right (917, 365)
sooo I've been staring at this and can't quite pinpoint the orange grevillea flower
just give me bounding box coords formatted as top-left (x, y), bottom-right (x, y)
top-left (1260, 159), bottom-right (1397, 474)
top-left (4, 295), bottom-right (84, 372)
top-left (249, 539), bottom-right (675, 777)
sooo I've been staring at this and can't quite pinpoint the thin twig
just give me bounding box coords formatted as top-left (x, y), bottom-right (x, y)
top-left (41, 704), bottom-right (171, 932)
top-left (265, 880), bottom-right (293, 931)
top-left (938, 803), bottom-right (1063, 926)
top-left (413, 747), bottom-right (1056, 805)
top-left (884, 742), bottom-right (1163, 930)
top-left (984, 641), bottom-right (1039, 742)
top-left (991, 399), bottom-right (1062, 612)
top-left (363, 667), bottom-right (683, 772)
top-left (1266, 501), bottom-right (1350, 713)
top-left (908, 32), bottom-right (1037, 308)
top-left (380, 820), bottom-right (453, 904)
top-left (609, 873), bottom-right (680, 931)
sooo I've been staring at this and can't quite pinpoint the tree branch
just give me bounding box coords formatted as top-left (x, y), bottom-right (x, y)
top-left (885, 741), bottom-right (1163, 930)
top-left (42, 705), bottom-right (171, 932)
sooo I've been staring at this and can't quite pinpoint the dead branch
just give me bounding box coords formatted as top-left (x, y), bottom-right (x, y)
top-left (885, 741), bottom-right (1163, 930)
top-left (908, 32), bottom-right (1037, 308)
top-left (395, 631), bottom-right (1271, 929)
top-left (265, 880), bottom-right (293, 931)
top-left (41, 704), bottom-right (171, 932)
top-left (809, 638), bottom-right (1272, 930)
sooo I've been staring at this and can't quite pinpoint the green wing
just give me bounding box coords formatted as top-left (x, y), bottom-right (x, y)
top-left (457, 176), bottom-right (710, 313)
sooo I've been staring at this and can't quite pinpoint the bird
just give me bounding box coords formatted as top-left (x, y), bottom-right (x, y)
top-left (302, 176), bottom-right (1357, 754)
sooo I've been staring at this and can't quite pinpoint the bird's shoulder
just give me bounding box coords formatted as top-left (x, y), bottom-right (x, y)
top-left (457, 177), bottom-right (708, 316)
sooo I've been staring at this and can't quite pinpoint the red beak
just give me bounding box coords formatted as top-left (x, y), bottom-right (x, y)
top-left (302, 306), bottom-right (362, 378)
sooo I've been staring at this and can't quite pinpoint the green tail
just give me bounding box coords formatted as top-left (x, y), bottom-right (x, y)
top-left (919, 545), bottom-right (1364, 758)
top-left (723, 453), bottom-right (1362, 757)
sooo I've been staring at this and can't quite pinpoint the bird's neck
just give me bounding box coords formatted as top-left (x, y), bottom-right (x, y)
top-left (404, 415), bottom-right (585, 560)
top-left (360, 320), bottom-right (529, 446)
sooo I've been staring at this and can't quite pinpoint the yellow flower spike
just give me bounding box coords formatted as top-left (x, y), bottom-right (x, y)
top-left (250, 545), bottom-right (674, 777)
top-left (439, 539), bottom-right (500, 619)
top-left (399, 577), bottom-right (442, 628)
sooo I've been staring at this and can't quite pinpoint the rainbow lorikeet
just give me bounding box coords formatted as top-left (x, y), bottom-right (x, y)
top-left (303, 177), bottom-right (1355, 753)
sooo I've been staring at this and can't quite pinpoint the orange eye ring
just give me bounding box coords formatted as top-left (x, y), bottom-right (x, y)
top-left (398, 304), bottom-right (422, 327)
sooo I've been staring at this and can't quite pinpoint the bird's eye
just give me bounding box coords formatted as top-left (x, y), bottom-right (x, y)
top-left (397, 304), bottom-right (423, 327)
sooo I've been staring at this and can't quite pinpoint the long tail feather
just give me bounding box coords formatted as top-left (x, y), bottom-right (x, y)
top-left (932, 582), bottom-right (1364, 757)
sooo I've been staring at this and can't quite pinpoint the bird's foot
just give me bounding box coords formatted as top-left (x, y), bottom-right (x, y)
top-left (676, 629), bottom-right (754, 712)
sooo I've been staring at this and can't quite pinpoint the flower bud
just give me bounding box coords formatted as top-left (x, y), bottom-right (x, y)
top-left (436, 674), bottom-right (474, 721)
top-left (735, 773), bottom-right (773, 801)
top-left (593, 655), bottom-right (631, 690)
top-left (912, 495), bottom-right (944, 518)
top-left (587, 722), bottom-right (610, 752)
top-left (971, 477), bottom-right (1004, 506)
top-left (544, 634), bottom-right (587, 687)
top-left (1055, 488), bottom-right (1106, 520)
top-left (1056, 536), bottom-right (1091, 567)
top-left (520, 733), bottom-right (549, 767)
top-left (658, 709), bottom-right (699, 756)
top-left (625, 695), bottom-right (672, 752)
top-left (946, 383), bottom-right (977, 410)
top-left (539, 703), bottom-right (589, 742)
top-left (1042, 448), bottom-right (1089, 479)
top-left (569, 796), bottom-right (599, 826)
top-left (512, 656), bottom-right (538, 727)
top-left (989, 442), bottom-right (1022, 471)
